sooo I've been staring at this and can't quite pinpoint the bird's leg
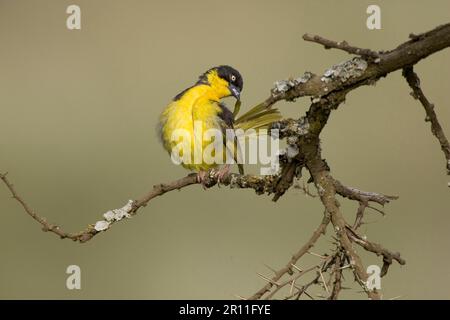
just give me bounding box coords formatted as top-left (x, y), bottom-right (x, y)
top-left (197, 170), bottom-right (211, 189)
top-left (214, 164), bottom-right (231, 185)
top-left (197, 165), bottom-right (231, 188)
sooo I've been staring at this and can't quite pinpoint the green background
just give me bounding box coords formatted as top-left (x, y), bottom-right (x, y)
top-left (1, 0), bottom-right (449, 299)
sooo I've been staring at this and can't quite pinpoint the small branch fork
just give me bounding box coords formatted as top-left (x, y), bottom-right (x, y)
top-left (2, 23), bottom-right (450, 300)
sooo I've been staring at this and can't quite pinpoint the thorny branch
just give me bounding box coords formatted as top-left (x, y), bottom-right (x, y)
top-left (2, 23), bottom-right (450, 300)
top-left (249, 213), bottom-right (330, 300)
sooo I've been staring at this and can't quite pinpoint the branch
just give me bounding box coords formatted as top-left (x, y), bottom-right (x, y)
top-left (305, 150), bottom-right (381, 300)
top-left (246, 24), bottom-right (450, 299)
top-left (333, 179), bottom-right (399, 228)
top-left (334, 179), bottom-right (398, 206)
top-left (302, 33), bottom-right (380, 59)
top-left (329, 252), bottom-right (343, 300)
top-left (346, 226), bottom-right (406, 277)
top-left (2, 23), bottom-right (450, 300)
top-left (403, 66), bottom-right (450, 175)
top-left (260, 23), bottom-right (450, 109)
top-left (249, 213), bottom-right (330, 299)
top-left (0, 172), bottom-right (278, 243)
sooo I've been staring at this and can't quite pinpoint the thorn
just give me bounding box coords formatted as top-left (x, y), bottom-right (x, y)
top-left (234, 294), bottom-right (247, 300)
top-left (257, 272), bottom-right (279, 286)
top-left (289, 280), bottom-right (296, 296)
top-left (307, 251), bottom-right (327, 259)
top-left (319, 269), bottom-right (329, 294)
top-left (264, 264), bottom-right (278, 274)
top-left (327, 238), bottom-right (337, 245)
top-left (304, 291), bottom-right (315, 300)
top-left (290, 263), bottom-right (303, 272)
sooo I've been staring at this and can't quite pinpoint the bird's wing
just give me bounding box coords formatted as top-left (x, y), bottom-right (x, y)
top-left (218, 102), bottom-right (244, 174)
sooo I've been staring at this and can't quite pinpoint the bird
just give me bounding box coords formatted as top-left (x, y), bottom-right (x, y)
top-left (157, 65), bottom-right (281, 184)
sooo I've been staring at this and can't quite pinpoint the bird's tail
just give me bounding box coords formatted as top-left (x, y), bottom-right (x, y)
top-left (234, 102), bottom-right (282, 131)
top-left (230, 102), bottom-right (282, 175)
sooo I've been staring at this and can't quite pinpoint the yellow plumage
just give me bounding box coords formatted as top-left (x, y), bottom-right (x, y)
top-left (159, 83), bottom-right (224, 171)
top-left (158, 66), bottom-right (281, 173)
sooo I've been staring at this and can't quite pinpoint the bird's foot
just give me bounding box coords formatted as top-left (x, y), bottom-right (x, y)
top-left (214, 164), bottom-right (231, 186)
top-left (197, 170), bottom-right (210, 189)
top-left (197, 166), bottom-right (231, 188)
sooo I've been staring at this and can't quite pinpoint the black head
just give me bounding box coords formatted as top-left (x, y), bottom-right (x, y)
top-left (215, 65), bottom-right (243, 93)
top-left (198, 65), bottom-right (244, 100)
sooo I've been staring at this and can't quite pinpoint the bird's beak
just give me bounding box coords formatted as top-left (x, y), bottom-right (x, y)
top-left (229, 84), bottom-right (241, 101)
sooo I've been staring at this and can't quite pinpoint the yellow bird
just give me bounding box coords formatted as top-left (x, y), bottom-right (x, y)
top-left (157, 65), bottom-right (281, 183)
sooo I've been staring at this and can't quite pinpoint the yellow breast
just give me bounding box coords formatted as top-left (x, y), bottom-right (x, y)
top-left (158, 85), bottom-right (224, 171)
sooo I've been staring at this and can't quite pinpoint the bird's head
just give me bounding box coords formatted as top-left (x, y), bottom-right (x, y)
top-left (198, 65), bottom-right (243, 101)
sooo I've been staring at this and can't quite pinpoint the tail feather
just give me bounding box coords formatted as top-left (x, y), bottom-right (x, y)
top-left (235, 103), bottom-right (267, 123)
top-left (235, 103), bottom-right (282, 131)
top-left (231, 102), bottom-right (282, 175)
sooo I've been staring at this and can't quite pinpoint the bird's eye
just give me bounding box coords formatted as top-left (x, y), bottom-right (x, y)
top-left (231, 75), bottom-right (236, 82)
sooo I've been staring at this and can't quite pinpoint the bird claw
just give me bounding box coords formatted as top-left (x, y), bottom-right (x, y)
top-left (197, 170), bottom-right (209, 190)
top-left (197, 166), bottom-right (231, 189)
top-left (214, 165), bottom-right (231, 186)
top-left (197, 164), bottom-right (231, 190)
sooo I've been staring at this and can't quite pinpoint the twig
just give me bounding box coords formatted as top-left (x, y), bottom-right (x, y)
top-left (346, 226), bottom-right (406, 277)
top-left (302, 34), bottom-right (380, 59)
top-left (403, 66), bottom-right (450, 175)
top-left (261, 23), bottom-right (450, 108)
top-left (249, 213), bottom-right (330, 299)
top-left (0, 172), bottom-right (279, 243)
top-left (265, 265), bottom-right (319, 300)
top-left (305, 147), bottom-right (382, 299)
top-left (329, 253), bottom-right (343, 300)
top-left (334, 179), bottom-right (398, 206)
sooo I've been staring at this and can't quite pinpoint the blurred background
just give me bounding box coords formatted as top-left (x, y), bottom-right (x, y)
top-left (1, 0), bottom-right (449, 299)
